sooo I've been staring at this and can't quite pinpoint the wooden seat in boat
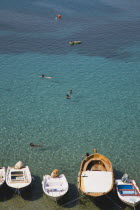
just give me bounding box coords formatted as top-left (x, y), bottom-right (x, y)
top-left (121, 194), bottom-right (140, 196)
top-left (11, 174), bottom-right (23, 177)
top-left (118, 189), bottom-right (135, 191)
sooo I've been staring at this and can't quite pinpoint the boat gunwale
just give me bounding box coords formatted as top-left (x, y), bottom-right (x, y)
top-left (80, 153), bottom-right (113, 172)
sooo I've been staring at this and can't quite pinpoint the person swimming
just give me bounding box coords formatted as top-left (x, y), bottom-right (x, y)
top-left (30, 143), bottom-right (42, 147)
top-left (69, 89), bottom-right (72, 94)
top-left (66, 94), bottom-right (70, 99)
top-left (86, 153), bottom-right (89, 157)
top-left (82, 153), bottom-right (89, 158)
top-left (39, 75), bottom-right (53, 79)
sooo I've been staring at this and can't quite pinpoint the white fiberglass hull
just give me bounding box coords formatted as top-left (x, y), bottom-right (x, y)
top-left (42, 174), bottom-right (68, 201)
top-left (0, 167), bottom-right (6, 187)
top-left (115, 179), bottom-right (140, 207)
top-left (6, 166), bottom-right (32, 193)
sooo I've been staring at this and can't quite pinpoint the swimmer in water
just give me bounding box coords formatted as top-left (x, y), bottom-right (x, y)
top-left (86, 153), bottom-right (89, 157)
top-left (69, 89), bottom-right (72, 94)
top-left (82, 153), bottom-right (90, 158)
top-left (66, 94), bottom-right (70, 99)
top-left (30, 143), bottom-right (42, 147)
top-left (39, 75), bottom-right (53, 79)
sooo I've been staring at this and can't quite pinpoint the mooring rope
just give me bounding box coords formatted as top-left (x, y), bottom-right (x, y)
top-left (18, 189), bottom-right (25, 205)
top-left (60, 194), bottom-right (85, 207)
top-left (105, 194), bottom-right (122, 209)
top-left (11, 188), bottom-right (25, 206)
top-left (11, 188), bottom-right (18, 198)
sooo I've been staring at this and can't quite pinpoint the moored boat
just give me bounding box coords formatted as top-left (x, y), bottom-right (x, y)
top-left (42, 169), bottom-right (69, 201)
top-left (69, 41), bottom-right (82, 45)
top-left (78, 148), bottom-right (114, 197)
top-left (115, 174), bottom-right (140, 207)
top-left (0, 167), bottom-right (6, 187)
top-left (6, 161), bottom-right (32, 193)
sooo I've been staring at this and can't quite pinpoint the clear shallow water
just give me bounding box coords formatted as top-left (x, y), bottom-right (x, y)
top-left (0, 0), bottom-right (140, 209)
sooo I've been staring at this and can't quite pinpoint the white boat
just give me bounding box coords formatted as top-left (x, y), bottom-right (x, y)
top-left (0, 167), bottom-right (6, 187)
top-left (42, 170), bottom-right (68, 201)
top-left (6, 161), bottom-right (32, 193)
top-left (115, 174), bottom-right (140, 207)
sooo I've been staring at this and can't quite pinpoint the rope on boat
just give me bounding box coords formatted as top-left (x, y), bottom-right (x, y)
top-left (11, 188), bottom-right (19, 198)
top-left (43, 194), bottom-right (85, 210)
top-left (105, 194), bottom-right (122, 209)
top-left (54, 193), bottom-right (123, 209)
top-left (11, 188), bottom-right (25, 206)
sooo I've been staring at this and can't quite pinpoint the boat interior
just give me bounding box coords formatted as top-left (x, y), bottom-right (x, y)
top-left (11, 171), bottom-right (25, 182)
top-left (118, 184), bottom-right (140, 196)
top-left (10, 171), bottom-right (28, 183)
top-left (82, 159), bottom-right (110, 172)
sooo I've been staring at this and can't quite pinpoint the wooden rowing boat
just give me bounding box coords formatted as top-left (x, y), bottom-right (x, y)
top-left (78, 148), bottom-right (114, 197)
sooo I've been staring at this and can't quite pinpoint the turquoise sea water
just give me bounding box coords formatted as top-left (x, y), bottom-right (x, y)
top-left (0, 0), bottom-right (140, 209)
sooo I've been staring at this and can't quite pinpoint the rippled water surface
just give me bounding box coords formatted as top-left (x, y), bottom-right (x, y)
top-left (0, 0), bottom-right (140, 209)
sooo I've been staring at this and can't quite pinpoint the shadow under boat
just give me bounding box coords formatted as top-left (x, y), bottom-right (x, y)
top-left (0, 182), bottom-right (14, 202)
top-left (114, 168), bottom-right (124, 180)
top-left (21, 175), bottom-right (43, 201)
top-left (3, 175), bottom-right (43, 201)
top-left (53, 183), bottom-right (78, 208)
top-left (87, 190), bottom-right (126, 210)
